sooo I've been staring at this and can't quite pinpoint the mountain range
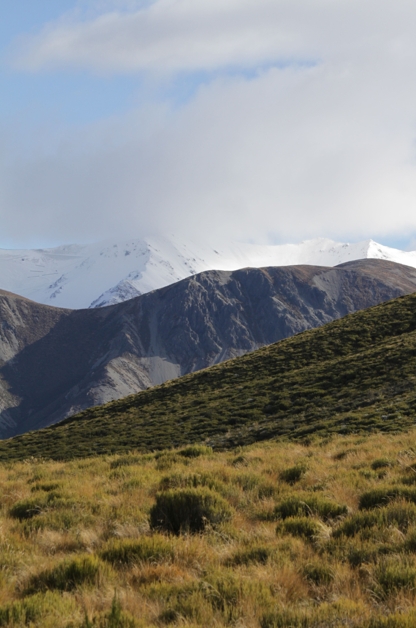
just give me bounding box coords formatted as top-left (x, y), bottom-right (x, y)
top-left (3, 271), bottom-right (416, 461)
top-left (1, 235), bottom-right (416, 309)
top-left (1, 258), bottom-right (416, 439)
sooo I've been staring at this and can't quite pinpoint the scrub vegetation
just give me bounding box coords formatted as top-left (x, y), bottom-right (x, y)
top-left (3, 291), bottom-right (416, 462)
top-left (3, 431), bottom-right (416, 625)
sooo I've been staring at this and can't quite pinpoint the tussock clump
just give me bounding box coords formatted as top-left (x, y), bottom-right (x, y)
top-left (279, 464), bottom-right (307, 485)
top-left (110, 454), bottom-right (143, 469)
top-left (9, 499), bottom-right (45, 520)
top-left (25, 555), bottom-right (105, 593)
top-left (302, 562), bottom-right (334, 586)
top-left (228, 545), bottom-right (272, 566)
top-left (100, 536), bottom-right (174, 566)
top-left (30, 482), bottom-right (61, 493)
top-left (334, 502), bottom-right (416, 538)
top-left (154, 452), bottom-right (183, 471)
top-left (273, 495), bottom-right (347, 522)
top-left (276, 516), bottom-right (323, 542)
top-left (178, 445), bottom-right (212, 458)
top-left (231, 455), bottom-right (249, 467)
top-left (371, 458), bottom-right (394, 471)
top-left (150, 487), bottom-right (233, 534)
top-left (359, 487), bottom-right (416, 510)
top-left (0, 592), bottom-right (77, 627)
top-left (158, 471), bottom-right (224, 494)
top-left (372, 557), bottom-right (416, 599)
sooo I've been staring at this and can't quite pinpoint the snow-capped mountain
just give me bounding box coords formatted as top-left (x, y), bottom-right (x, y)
top-left (0, 235), bottom-right (415, 310)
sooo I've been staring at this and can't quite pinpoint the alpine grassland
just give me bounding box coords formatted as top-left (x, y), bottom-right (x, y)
top-left (3, 432), bottom-right (416, 625)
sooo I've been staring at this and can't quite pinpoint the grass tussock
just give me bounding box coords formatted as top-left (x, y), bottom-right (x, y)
top-left (5, 430), bottom-right (416, 624)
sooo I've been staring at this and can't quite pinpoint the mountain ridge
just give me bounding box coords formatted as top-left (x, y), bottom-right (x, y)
top-left (1, 235), bottom-right (416, 309)
top-left (1, 258), bottom-right (416, 439)
top-left (3, 280), bottom-right (416, 461)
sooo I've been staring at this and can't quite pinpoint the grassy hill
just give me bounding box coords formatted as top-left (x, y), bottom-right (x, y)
top-left (3, 431), bottom-right (416, 626)
top-left (2, 291), bottom-right (416, 461)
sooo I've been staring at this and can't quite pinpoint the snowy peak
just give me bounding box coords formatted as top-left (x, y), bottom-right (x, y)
top-left (0, 235), bottom-right (416, 309)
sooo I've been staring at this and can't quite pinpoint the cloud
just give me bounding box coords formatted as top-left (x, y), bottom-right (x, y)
top-left (2, 0), bottom-right (416, 247)
top-left (14, 0), bottom-right (416, 75)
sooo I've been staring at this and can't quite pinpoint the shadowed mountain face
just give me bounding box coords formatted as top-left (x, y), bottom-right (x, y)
top-left (1, 258), bottom-right (416, 438)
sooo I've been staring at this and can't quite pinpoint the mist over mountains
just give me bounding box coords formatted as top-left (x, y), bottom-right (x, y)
top-left (1, 236), bottom-right (416, 310)
top-left (1, 258), bottom-right (416, 439)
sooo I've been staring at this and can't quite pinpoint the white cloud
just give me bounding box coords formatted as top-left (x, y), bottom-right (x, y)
top-left (14, 0), bottom-right (416, 74)
top-left (2, 0), bottom-right (416, 247)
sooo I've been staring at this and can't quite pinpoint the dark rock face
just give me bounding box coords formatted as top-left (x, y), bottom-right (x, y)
top-left (1, 259), bottom-right (416, 438)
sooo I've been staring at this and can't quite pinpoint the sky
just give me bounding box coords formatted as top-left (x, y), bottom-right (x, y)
top-left (1, 0), bottom-right (416, 250)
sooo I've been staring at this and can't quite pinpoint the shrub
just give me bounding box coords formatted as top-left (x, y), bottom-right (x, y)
top-left (302, 562), bottom-right (334, 586)
top-left (333, 511), bottom-right (381, 538)
top-left (100, 536), bottom-right (174, 566)
top-left (279, 464), bottom-right (307, 485)
top-left (9, 499), bottom-right (45, 520)
top-left (228, 545), bottom-right (272, 566)
top-left (273, 495), bottom-right (347, 522)
top-left (0, 592), bottom-right (76, 627)
top-left (335, 502), bottom-right (416, 538)
top-left (110, 455), bottom-right (142, 469)
top-left (359, 487), bottom-right (416, 510)
top-left (149, 487), bottom-right (232, 534)
top-left (155, 453), bottom-right (182, 471)
top-left (371, 458), bottom-right (393, 471)
top-left (276, 516), bottom-right (322, 541)
top-left (159, 472), bottom-right (223, 493)
top-left (25, 555), bottom-right (104, 593)
top-left (347, 544), bottom-right (381, 567)
top-left (373, 558), bottom-right (416, 598)
top-left (30, 482), bottom-right (60, 493)
top-left (231, 455), bottom-right (249, 467)
top-left (178, 445), bottom-right (213, 458)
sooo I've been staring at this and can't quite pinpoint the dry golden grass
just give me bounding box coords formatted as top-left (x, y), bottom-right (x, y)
top-left (4, 431), bottom-right (416, 625)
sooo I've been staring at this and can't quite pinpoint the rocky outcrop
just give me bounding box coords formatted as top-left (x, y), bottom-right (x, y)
top-left (1, 259), bottom-right (416, 438)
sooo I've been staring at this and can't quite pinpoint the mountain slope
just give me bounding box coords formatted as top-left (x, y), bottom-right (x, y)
top-left (2, 265), bottom-right (416, 460)
top-left (1, 235), bottom-right (416, 309)
top-left (0, 261), bottom-right (416, 455)
top-left (2, 259), bottom-right (416, 438)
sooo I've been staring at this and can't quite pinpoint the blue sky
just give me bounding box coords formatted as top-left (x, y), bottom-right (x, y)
top-left (1, 0), bottom-right (416, 250)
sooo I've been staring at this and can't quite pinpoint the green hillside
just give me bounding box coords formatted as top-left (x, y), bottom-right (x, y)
top-left (2, 291), bottom-right (416, 461)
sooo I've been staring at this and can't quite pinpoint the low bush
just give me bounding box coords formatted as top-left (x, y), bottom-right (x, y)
top-left (158, 472), bottom-right (223, 493)
top-left (279, 464), bottom-right (307, 485)
top-left (359, 488), bottom-right (416, 510)
top-left (9, 499), bottom-right (45, 520)
top-left (100, 536), bottom-right (174, 566)
top-left (335, 501), bottom-right (416, 539)
top-left (373, 558), bottom-right (416, 599)
top-left (302, 562), bottom-right (334, 586)
top-left (333, 511), bottom-right (380, 538)
top-left (178, 445), bottom-right (213, 458)
top-left (25, 555), bottom-right (104, 593)
top-left (0, 592), bottom-right (76, 627)
top-left (228, 545), bottom-right (272, 566)
top-left (110, 455), bottom-right (142, 469)
top-left (149, 487), bottom-right (233, 534)
top-left (276, 516), bottom-right (322, 541)
top-left (30, 482), bottom-right (60, 493)
top-left (371, 458), bottom-right (393, 471)
top-left (273, 495), bottom-right (347, 521)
